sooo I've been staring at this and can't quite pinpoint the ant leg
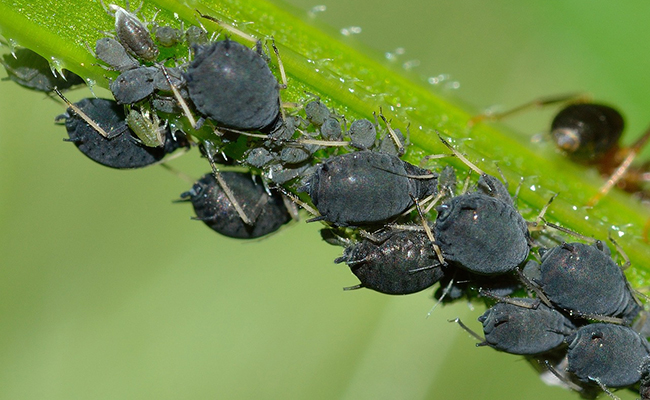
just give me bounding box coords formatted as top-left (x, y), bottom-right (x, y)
top-left (588, 126), bottom-right (650, 206)
top-left (468, 92), bottom-right (589, 127)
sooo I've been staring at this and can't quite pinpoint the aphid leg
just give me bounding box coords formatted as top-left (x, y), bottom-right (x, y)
top-left (426, 277), bottom-right (455, 318)
top-left (159, 65), bottom-right (198, 128)
top-left (543, 360), bottom-right (588, 393)
top-left (412, 195), bottom-right (446, 266)
top-left (53, 87), bottom-right (119, 139)
top-left (273, 185), bottom-right (320, 218)
top-left (516, 268), bottom-right (553, 308)
top-left (449, 318), bottom-right (485, 342)
top-left (201, 142), bottom-right (253, 225)
top-left (196, 10), bottom-right (258, 44)
top-left (588, 377), bottom-right (620, 400)
top-left (467, 92), bottom-right (588, 127)
top-left (588, 126), bottom-right (650, 206)
top-left (378, 108), bottom-right (405, 155)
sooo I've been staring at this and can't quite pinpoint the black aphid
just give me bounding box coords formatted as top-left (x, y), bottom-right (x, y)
top-left (57, 98), bottom-right (186, 169)
top-left (154, 25), bottom-right (183, 47)
top-left (536, 241), bottom-right (640, 322)
top-left (185, 39), bottom-right (281, 131)
top-left (433, 174), bottom-right (530, 275)
top-left (180, 172), bottom-right (291, 239)
top-left (478, 298), bottom-right (575, 355)
top-left (1, 48), bottom-right (84, 92)
top-left (94, 37), bottom-right (139, 71)
top-left (348, 118), bottom-right (377, 150)
top-left (108, 3), bottom-right (159, 62)
top-left (304, 99), bottom-right (330, 126)
top-left (301, 151), bottom-right (437, 227)
top-left (566, 323), bottom-right (650, 388)
top-left (110, 66), bottom-right (156, 104)
top-left (335, 229), bottom-right (445, 295)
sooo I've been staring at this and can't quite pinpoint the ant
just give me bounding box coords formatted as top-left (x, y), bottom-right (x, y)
top-left (469, 94), bottom-right (650, 206)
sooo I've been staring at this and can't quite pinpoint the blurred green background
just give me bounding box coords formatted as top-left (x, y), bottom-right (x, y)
top-left (0, 0), bottom-right (647, 399)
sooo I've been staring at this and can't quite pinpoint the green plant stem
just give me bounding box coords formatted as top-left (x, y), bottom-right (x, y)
top-left (0, 0), bottom-right (649, 286)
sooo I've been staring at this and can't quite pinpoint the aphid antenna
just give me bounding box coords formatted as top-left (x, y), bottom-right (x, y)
top-left (53, 87), bottom-right (117, 139)
top-left (529, 193), bottom-right (559, 230)
top-left (477, 289), bottom-right (539, 309)
top-left (436, 132), bottom-right (485, 176)
top-left (467, 92), bottom-right (589, 127)
top-left (448, 318), bottom-right (485, 342)
top-left (378, 107), bottom-right (406, 155)
top-left (542, 220), bottom-right (597, 243)
top-left (588, 125), bottom-right (650, 206)
top-left (494, 163), bottom-right (509, 190)
top-left (273, 185), bottom-right (320, 218)
top-left (417, 153), bottom-right (456, 167)
top-left (450, 170), bottom-right (468, 197)
top-left (512, 175), bottom-right (524, 205)
top-left (607, 231), bottom-right (631, 270)
top-left (269, 37), bottom-right (288, 90)
top-left (159, 64), bottom-right (198, 128)
top-left (542, 360), bottom-right (587, 394)
top-left (588, 377), bottom-right (620, 400)
top-left (196, 10), bottom-right (258, 44)
top-left (411, 194), bottom-right (446, 266)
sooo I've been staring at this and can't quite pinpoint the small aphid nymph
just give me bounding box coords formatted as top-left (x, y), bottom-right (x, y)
top-left (125, 106), bottom-right (167, 147)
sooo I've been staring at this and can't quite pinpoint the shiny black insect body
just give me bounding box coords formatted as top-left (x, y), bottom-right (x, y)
top-left (301, 151), bottom-right (437, 227)
top-left (478, 298), bottom-right (575, 356)
top-left (550, 103), bottom-right (624, 164)
top-left (57, 98), bottom-right (186, 169)
top-left (536, 241), bottom-right (640, 322)
top-left (185, 39), bottom-right (281, 132)
top-left (335, 229), bottom-right (444, 295)
top-left (434, 174), bottom-right (530, 275)
top-left (566, 323), bottom-right (650, 388)
top-left (180, 172), bottom-right (291, 239)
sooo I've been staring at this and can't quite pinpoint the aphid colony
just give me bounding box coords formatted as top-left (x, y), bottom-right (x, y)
top-left (3, 3), bottom-right (650, 399)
